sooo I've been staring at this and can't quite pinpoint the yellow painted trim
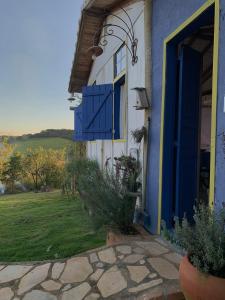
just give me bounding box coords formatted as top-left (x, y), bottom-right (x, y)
top-left (113, 139), bottom-right (127, 143)
top-left (158, 41), bottom-right (167, 234)
top-left (209, 0), bottom-right (219, 208)
top-left (113, 71), bottom-right (127, 142)
top-left (164, 0), bottom-right (215, 43)
top-left (90, 141), bottom-right (97, 144)
top-left (113, 70), bottom-right (126, 84)
top-left (158, 0), bottom-right (218, 233)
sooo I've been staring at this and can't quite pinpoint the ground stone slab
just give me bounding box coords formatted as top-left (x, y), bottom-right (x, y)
top-left (136, 285), bottom-right (163, 300)
top-left (0, 265), bottom-right (33, 284)
top-left (116, 245), bottom-right (132, 255)
top-left (89, 253), bottom-right (99, 264)
top-left (0, 287), bottom-right (14, 300)
top-left (98, 248), bottom-right (116, 264)
top-left (118, 255), bottom-right (125, 260)
top-left (148, 258), bottom-right (179, 279)
top-left (127, 266), bottom-right (150, 283)
top-left (154, 237), bottom-right (169, 247)
top-left (128, 279), bottom-right (163, 293)
top-left (149, 273), bottom-right (157, 279)
top-left (23, 290), bottom-right (56, 300)
top-left (136, 241), bottom-right (169, 256)
top-left (164, 252), bottom-right (183, 265)
top-left (18, 263), bottom-right (50, 295)
top-left (60, 257), bottom-right (93, 283)
top-left (84, 293), bottom-right (100, 300)
top-left (123, 254), bottom-right (144, 264)
top-left (41, 280), bottom-right (62, 291)
top-left (133, 247), bottom-right (146, 255)
top-left (89, 269), bottom-right (104, 282)
top-left (62, 284), bottom-right (72, 292)
top-left (95, 262), bottom-right (104, 268)
top-left (97, 266), bottom-right (127, 298)
top-left (62, 282), bottom-right (91, 300)
top-left (51, 262), bottom-right (65, 280)
top-left (0, 266), bottom-right (5, 271)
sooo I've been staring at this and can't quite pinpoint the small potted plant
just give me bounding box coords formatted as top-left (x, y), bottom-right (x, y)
top-left (131, 126), bottom-right (146, 143)
top-left (171, 205), bottom-right (225, 300)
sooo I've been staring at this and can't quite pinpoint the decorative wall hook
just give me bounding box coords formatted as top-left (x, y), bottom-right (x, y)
top-left (88, 8), bottom-right (138, 65)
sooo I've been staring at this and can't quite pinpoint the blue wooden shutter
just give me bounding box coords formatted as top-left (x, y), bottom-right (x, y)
top-left (73, 104), bottom-right (86, 141)
top-left (82, 84), bottom-right (114, 140)
top-left (175, 46), bottom-right (202, 221)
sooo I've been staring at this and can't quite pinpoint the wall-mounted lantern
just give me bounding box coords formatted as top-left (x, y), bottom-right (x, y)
top-left (67, 93), bottom-right (82, 108)
top-left (132, 87), bottom-right (150, 110)
top-left (88, 7), bottom-right (138, 65)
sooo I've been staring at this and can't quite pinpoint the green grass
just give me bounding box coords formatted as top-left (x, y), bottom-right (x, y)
top-left (14, 137), bottom-right (72, 153)
top-left (0, 191), bottom-right (106, 262)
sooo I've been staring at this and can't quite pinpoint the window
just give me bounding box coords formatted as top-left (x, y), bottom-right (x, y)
top-left (114, 75), bottom-right (126, 140)
top-left (119, 82), bottom-right (126, 139)
top-left (114, 44), bottom-right (126, 78)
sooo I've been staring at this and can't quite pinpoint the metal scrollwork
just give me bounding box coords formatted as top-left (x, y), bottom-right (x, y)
top-left (91, 8), bottom-right (138, 65)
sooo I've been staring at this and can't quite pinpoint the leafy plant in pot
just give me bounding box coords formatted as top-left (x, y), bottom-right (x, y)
top-left (166, 205), bottom-right (225, 300)
top-left (131, 126), bottom-right (146, 144)
top-left (74, 157), bottom-right (141, 243)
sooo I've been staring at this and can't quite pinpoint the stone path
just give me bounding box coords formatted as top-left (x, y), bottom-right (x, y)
top-left (0, 236), bottom-right (184, 300)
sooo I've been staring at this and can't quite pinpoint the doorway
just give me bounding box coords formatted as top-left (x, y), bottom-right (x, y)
top-left (159, 2), bottom-right (219, 228)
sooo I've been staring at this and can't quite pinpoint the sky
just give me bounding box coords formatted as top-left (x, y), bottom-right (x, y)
top-left (0, 0), bottom-right (83, 136)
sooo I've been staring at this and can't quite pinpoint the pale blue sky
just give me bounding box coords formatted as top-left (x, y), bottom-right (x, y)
top-left (0, 0), bottom-right (83, 135)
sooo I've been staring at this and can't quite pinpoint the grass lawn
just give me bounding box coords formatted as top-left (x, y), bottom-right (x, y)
top-left (14, 137), bottom-right (72, 153)
top-left (0, 191), bottom-right (106, 262)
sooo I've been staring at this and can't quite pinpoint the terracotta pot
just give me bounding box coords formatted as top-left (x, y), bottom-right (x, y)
top-left (179, 256), bottom-right (225, 300)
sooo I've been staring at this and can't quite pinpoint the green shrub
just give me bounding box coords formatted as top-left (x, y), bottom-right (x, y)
top-left (168, 205), bottom-right (225, 278)
top-left (75, 157), bottom-right (141, 234)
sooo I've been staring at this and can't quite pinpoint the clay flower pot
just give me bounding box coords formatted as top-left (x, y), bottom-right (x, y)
top-left (179, 256), bottom-right (225, 300)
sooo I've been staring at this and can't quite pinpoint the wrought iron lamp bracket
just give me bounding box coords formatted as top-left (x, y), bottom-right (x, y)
top-left (90, 8), bottom-right (138, 65)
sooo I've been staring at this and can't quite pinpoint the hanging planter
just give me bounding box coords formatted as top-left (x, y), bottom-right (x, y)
top-left (131, 126), bottom-right (146, 143)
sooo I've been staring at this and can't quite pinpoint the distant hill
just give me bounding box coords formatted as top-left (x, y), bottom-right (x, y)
top-left (7, 129), bottom-right (73, 142)
top-left (0, 129), bottom-right (74, 153)
top-left (14, 137), bottom-right (73, 152)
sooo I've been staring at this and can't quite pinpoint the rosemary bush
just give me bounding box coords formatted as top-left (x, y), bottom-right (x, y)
top-left (166, 205), bottom-right (225, 278)
top-left (75, 157), bottom-right (141, 234)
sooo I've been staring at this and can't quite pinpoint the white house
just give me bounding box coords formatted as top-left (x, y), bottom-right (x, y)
top-left (68, 0), bottom-right (151, 214)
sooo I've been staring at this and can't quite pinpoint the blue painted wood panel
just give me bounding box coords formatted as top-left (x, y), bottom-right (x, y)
top-left (74, 104), bottom-right (86, 141)
top-left (82, 84), bottom-right (114, 140)
top-left (175, 46), bottom-right (202, 221)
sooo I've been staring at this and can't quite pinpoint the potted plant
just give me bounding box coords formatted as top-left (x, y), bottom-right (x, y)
top-left (131, 126), bottom-right (146, 143)
top-left (171, 205), bottom-right (225, 300)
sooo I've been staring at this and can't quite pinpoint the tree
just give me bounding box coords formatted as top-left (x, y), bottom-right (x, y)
top-left (23, 147), bottom-right (65, 191)
top-left (0, 138), bottom-right (14, 178)
top-left (1, 152), bottom-right (23, 193)
top-left (38, 148), bottom-right (65, 189)
top-left (23, 148), bottom-right (45, 191)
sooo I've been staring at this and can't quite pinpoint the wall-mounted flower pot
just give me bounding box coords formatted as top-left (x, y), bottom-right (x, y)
top-left (179, 256), bottom-right (225, 300)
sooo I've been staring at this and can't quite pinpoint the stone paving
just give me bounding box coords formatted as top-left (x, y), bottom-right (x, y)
top-left (0, 236), bottom-right (184, 300)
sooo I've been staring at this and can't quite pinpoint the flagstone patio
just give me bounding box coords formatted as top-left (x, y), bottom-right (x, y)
top-left (0, 236), bottom-right (185, 300)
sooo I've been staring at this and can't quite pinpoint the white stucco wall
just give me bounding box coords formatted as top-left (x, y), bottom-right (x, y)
top-left (86, 0), bottom-right (146, 169)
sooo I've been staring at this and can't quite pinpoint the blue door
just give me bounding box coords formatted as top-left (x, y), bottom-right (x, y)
top-left (175, 46), bottom-right (202, 220)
